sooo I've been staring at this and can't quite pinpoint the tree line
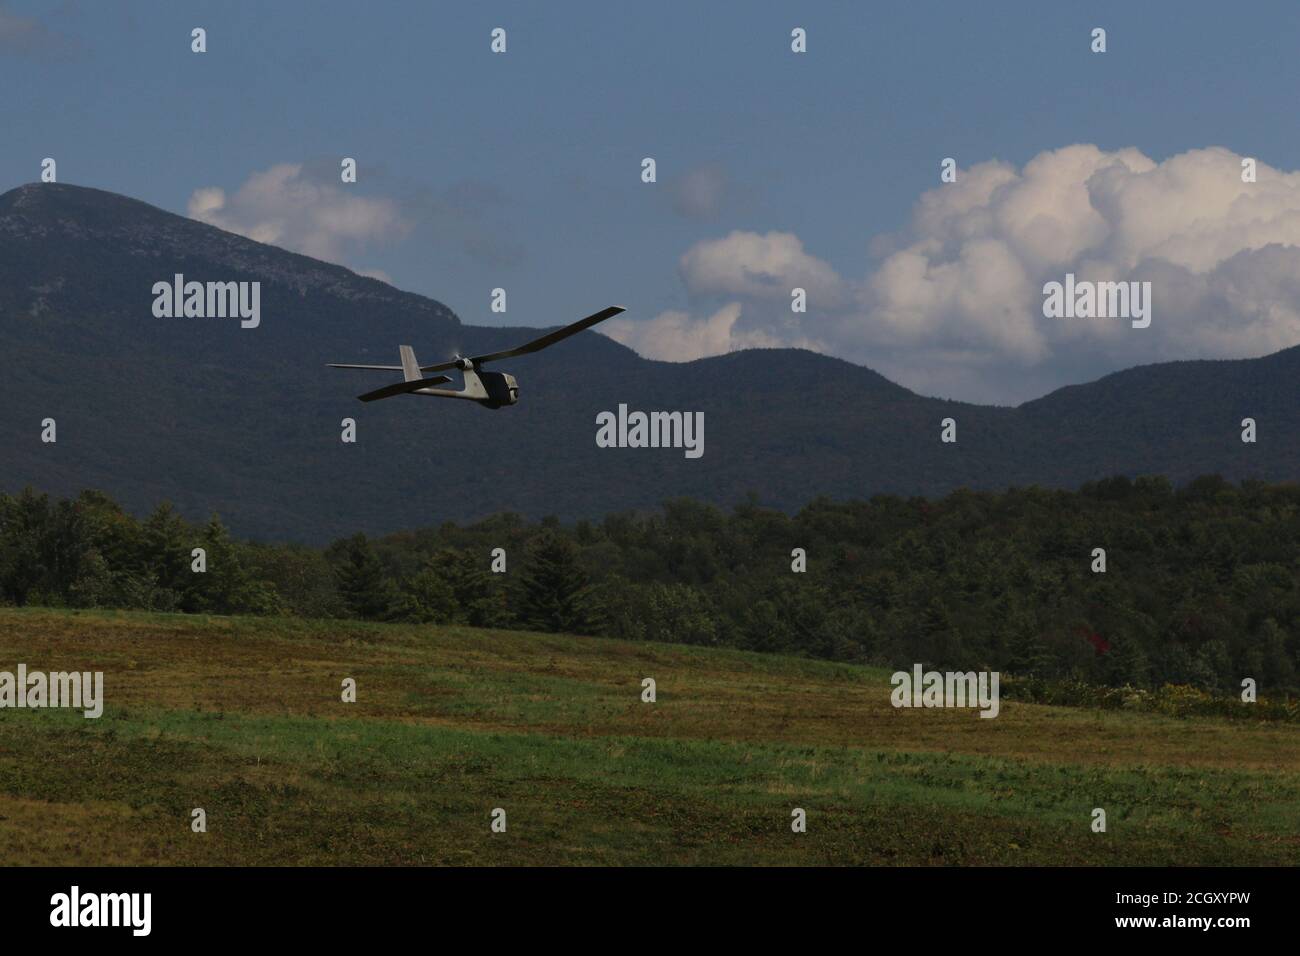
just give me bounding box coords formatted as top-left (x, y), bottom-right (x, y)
top-left (1, 475), bottom-right (1297, 693)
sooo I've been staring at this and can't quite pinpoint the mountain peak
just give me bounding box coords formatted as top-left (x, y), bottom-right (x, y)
top-left (0, 182), bottom-right (197, 242)
top-left (0, 182), bottom-right (459, 318)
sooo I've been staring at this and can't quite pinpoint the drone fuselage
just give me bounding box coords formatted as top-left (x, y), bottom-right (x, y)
top-left (415, 368), bottom-right (519, 409)
top-left (329, 305), bottom-right (623, 408)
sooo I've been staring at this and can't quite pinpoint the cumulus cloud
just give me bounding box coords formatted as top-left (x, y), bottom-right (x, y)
top-left (620, 145), bottom-right (1300, 403)
top-left (187, 163), bottom-right (409, 268)
top-left (603, 303), bottom-right (814, 362)
top-left (679, 230), bottom-right (849, 307)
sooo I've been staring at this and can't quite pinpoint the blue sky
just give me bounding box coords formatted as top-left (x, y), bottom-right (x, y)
top-left (4, 1), bottom-right (1300, 403)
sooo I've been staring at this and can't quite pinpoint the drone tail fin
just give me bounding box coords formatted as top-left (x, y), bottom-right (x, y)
top-left (398, 345), bottom-right (421, 382)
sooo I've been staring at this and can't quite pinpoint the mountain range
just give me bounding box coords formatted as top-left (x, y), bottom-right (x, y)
top-left (1, 183), bottom-right (1296, 543)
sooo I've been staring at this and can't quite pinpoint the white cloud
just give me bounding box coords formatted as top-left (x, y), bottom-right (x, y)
top-left (622, 146), bottom-right (1300, 403)
top-left (602, 303), bottom-right (813, 362)
top-left (187, 163), bottom-right (409, 269)
top-left (678, 230), bottom-right (848, 307)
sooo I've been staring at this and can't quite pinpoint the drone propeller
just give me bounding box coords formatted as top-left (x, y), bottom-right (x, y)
top-left (422, 343), bottom-right (465, 372)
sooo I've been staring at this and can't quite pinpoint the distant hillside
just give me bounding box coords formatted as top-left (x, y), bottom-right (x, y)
top-left (1, 183), bottom-right (1297, 542)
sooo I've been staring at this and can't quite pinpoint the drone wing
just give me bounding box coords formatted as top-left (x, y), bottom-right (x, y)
top-left (357, 375), bottom-right (453, 403)
top-left (327, 363), bottom-right (404, 371)
top-left (465, 305), bottom-right (626, 365)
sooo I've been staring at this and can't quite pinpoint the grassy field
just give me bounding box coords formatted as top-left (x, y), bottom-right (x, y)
top-left (0, 606), bottom-right (1297, 866)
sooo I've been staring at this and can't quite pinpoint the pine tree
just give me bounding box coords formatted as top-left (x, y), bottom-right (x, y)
top-left (433, 548), bottom-right (511, 627)
top-left (333, 534), bottom-right (398, 620)
top-left (518, 532), bottom-right (599, 633)
top-left (1007, 625), bottom-right (1053, 677)
top-left (141, 501), bottom-right (189, 601)
top-left (189, 514), bottom-right (278, 614)
top-left (1103, 634), bottom-right (1151, 687)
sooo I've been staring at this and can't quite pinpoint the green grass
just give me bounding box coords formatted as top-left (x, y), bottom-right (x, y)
top-left (0, 607), bottom-right (1297, 865)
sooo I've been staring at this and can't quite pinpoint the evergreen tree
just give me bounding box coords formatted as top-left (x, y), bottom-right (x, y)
top-left (1103, 634), bottom-right (1151, 687)
top-left (141, 502), bottom-right (189, 609)
top-left (397, 564), bottom-right (457, 623)
top-left (518, 532), bottom-right (599, 633)
top-left (333, 534), bottom-right (398, 620)
top-left (0, 489), bottom-right (51, 605)
top-left (188, 514), bottom-right (279, 614)
top-left (1007, 626), bottom-right (1053, 677)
